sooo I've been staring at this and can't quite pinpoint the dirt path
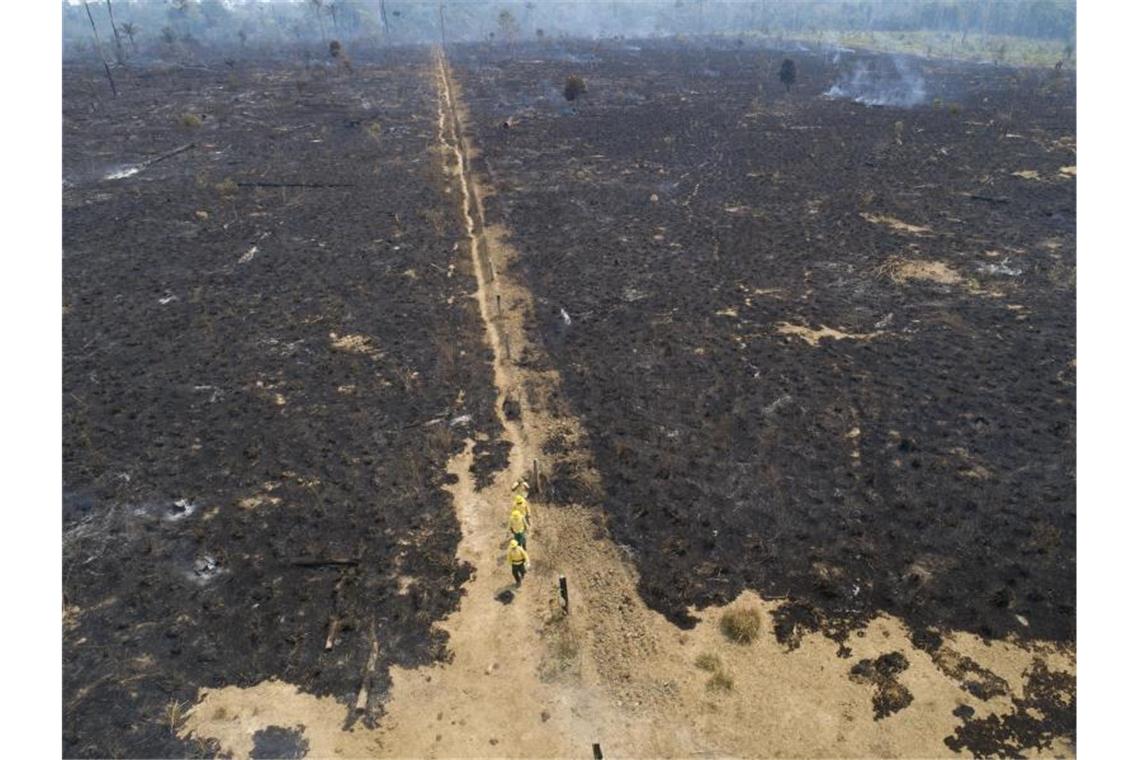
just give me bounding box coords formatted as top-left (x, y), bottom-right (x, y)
top-left (180, 53), bottom-right (1075, 758)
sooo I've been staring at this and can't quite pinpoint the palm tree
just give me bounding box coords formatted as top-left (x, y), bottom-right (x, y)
top-left (119, 22), bottom-right (138, 53)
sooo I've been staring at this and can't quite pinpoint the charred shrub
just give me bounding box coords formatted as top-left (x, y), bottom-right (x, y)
top-left (329, 40), bottom-right (342, 58)
top-left (564, 74), bottom-right (587, 102)
top-left (778, 58), bottom-right (796, 92)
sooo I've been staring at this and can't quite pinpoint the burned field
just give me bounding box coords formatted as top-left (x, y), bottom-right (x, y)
top-left (63, 52), bottom-right (507, 757)
top-left (62, 35), bottom-right (1076, 759)
top-left (453, 41), bottom-right (1074, 660)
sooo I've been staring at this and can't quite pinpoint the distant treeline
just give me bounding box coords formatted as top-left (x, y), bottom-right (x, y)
top-left (62, 1), bottom-right (1075, 61)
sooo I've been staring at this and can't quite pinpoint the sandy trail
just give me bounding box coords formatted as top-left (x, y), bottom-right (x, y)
top-left (180, 53), bottom-right (1075, 759)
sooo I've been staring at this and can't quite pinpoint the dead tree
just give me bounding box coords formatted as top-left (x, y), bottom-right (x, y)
top-left (82, 1), bottom-right (117, 97)
top-left (379, 0), bottom-right (390, 40)
top-left (105, 0), bottom-right (126, 64)
top-left (311, 0), bottom-right (327, 44)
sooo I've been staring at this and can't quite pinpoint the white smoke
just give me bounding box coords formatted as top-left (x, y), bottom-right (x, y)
top-left (825, 56), bottom-right (927, 108)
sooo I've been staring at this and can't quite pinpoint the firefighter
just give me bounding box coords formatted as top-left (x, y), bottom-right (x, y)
top-left (508, 507), bottom-right (528, 549)
top-left (507, 539), bottom-right (529, 587)
top-left (513, 493), bottom-right (532, 528)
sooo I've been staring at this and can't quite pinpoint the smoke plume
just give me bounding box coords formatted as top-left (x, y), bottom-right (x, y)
top-left (825, 56), bottom-right (928, 108)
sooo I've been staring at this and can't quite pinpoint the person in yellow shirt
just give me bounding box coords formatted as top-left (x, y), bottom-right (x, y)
top-left (513, 493), bottom-right (532, 528)
top-left (508, 508), bottom-right (528, 549)
top-left (507, 539), bottom-right (529, 587)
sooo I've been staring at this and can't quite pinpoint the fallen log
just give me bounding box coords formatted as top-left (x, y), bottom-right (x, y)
top-left (291, 557), bottom-right (359, 567)
top-left (968, 194), bottom-right (1011, 204)
top-left (236, 181), bottom-right (355, 189)
top-left (140, 142), bottom-right (196, 168)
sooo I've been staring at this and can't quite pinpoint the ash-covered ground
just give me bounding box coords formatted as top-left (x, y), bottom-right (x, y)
top-left (63, 51), bottom-right (508, 757)
top-left (452, 39), bottom-right (1075, 645)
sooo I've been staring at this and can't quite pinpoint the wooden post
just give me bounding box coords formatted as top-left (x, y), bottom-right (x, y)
top-left (593, 743), bottom-right (604, 760)
top-left (532, 458), bottom-right (540, 497)
top-left (559, 575), bottom-right (569, 614)
top-left (324, 616), bottom-right (340, 651)
top-left (504, 334), bottom-right (512, 360)
top-left (355, 623), bottom-right (379, 712)
top-left (496, 293), bottom-right (502, 316)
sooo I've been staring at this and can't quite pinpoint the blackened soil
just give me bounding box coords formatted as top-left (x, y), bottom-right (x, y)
top-left (250, 725), bottom-right (309, 759)
top-left (849, 651), bottom-right (914, 720)
top-left (452, 41), bottom-right (1075, 646)
top-left (945, 658), bottom-right (1075, 756)
top-left (910, 626), bottom-right (1011, 700)
top-left (63, 53), bottom-right (505, 757)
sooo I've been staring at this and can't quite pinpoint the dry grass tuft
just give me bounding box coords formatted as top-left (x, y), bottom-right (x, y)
top-left (706, 669), bottom-right (735, 692)
top-left (214, 178), bottom-right (238, 197)
top-left (695, 652), bottom-right (722, 672)
top-left (878, 256), bottom-right (962, 285)
top-left (164, 699), bottom-right (187, 735)
top-left (720, 605), bottom-right (764, 644)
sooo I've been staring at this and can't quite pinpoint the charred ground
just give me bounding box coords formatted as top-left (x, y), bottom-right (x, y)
top-left (451, 39), bottom-right (1075, 645)
top-left (62, 36), bottom-right (1076, 759)
top-left (63, 51), bottom-right (508, 757)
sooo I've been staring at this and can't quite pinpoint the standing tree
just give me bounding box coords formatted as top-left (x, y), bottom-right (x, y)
top-left (105, 0), bottom-right (125, 64)
top-left (330, 39), bottom-right (352, 73)
top-left (378, 0), bottom-right (390, 42)
top-left (311, 0), bottom-right (327, 43)
top-left (498, 9), bottom-right (520, 49)
top-left (82, 0), bottom-right (117, 96)
top-left (778, 57), bottom-right (796, 92)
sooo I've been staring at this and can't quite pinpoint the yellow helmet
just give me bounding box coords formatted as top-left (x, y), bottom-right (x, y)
top-left (514, 494), bottom-right (527, 506)
top-left (509, 539), bottom-right (519, 548)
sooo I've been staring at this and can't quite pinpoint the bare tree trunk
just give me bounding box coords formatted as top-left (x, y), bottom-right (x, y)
top-left (379, 0), bottom-right (390, 39)
top-left (105, 0), bottom-right (125, 64)
top-left (314, 4), bottom-right (327, 43)
top-left (83, 0), bottom-right (117, 97)
top-left (438, 2), bottom-right (447, 47)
